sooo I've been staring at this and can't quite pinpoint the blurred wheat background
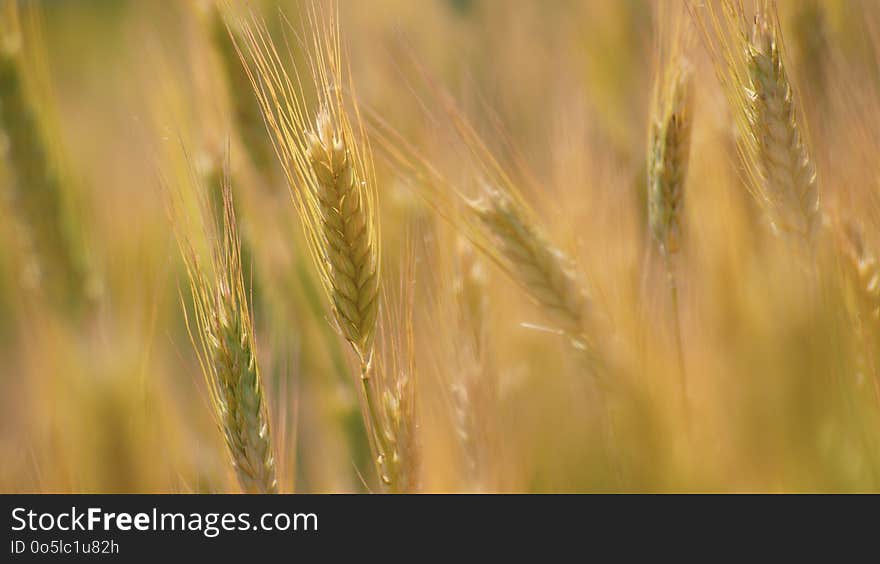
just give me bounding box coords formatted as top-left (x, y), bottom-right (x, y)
top-left (2, 0), bottom-right (880, 493)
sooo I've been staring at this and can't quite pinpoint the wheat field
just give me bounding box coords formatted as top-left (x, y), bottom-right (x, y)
top-left (2, 0), bottom-right (880, 493)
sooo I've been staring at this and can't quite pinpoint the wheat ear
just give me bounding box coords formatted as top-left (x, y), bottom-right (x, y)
top-left (374, 267), bottom-right (419, 492)
top-left (746, 10), bottom-right (819, 242)
top-left (306, 109), bottom-right (380, 362)
top-left (695, 0), bottom-right (820, 246)
top-left (648, 65), bottom-right (693, 258)
top-left (471, 189), bottom-right (589, 344)
top-left (179, 174), bottom-right (278, 494)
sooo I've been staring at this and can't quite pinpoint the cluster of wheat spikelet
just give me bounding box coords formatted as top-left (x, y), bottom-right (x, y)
top-left (8, 0), bottom-right (880, 494)
top-left (177, 173), bottom-right (278, 494)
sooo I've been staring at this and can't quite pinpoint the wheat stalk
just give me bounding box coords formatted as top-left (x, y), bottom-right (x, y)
top-left (178, 172), bottom-right (278, 494)
top-left (228, 2), bottom-right (388, 484)
top-left (648, 6), bottom-right (694, 420)
top-left (695, 0), bottom-right (820, 246)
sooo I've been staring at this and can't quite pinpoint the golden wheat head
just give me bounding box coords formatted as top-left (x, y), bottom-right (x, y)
top-left (229, 3), bottom-right (380, 365)
top-left (695, 0), bottom-right (820, 245)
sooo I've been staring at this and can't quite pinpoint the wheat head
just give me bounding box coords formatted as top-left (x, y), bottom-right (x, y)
top-left (179, 174), bottom-right (278, 494)
top-left (306, 108), bottom-right (380, 362)
top-left (471, 189), bottom-right (588, 341)
top-left (230, 4), bottom-right (380, 366)
top-left (227, 1), bottom-right (388, 485)
top-left (747, 11), bottom-right (819, 242)
top-left (695, 0), bottom-right (820, 245)
top-left (648, 55), bottom-right (693, 257)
